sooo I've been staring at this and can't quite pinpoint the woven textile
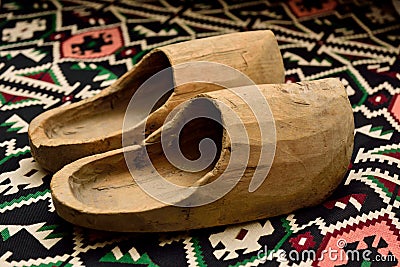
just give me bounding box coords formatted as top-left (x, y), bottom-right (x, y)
top-left (0, 0), bottom-right (399, 266)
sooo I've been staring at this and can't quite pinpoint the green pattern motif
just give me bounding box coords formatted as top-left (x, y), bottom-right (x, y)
top-left (100, 249), bottom-right (159, 266)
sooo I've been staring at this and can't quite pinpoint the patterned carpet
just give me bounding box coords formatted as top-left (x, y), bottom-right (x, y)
top-left (1, 0), bottom-right (400, 266)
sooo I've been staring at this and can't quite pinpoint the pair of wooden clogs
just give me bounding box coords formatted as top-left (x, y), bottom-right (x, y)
top-left (28, 30), bottom-right (354, 232)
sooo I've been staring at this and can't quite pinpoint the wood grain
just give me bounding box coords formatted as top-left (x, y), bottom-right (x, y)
top-left (51, 78), bottom-right (354, 232)
top-left (29, 30), bottom-right (284, 172)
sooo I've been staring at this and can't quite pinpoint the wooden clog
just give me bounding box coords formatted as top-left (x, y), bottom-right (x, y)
top-left (28, 30), bottom-right (284, 172)
top-left (50, 78), bottom-right (354, 232)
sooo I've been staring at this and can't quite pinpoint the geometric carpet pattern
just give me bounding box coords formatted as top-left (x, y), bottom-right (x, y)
top-left (0, 0), bottom-right (399, 266)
